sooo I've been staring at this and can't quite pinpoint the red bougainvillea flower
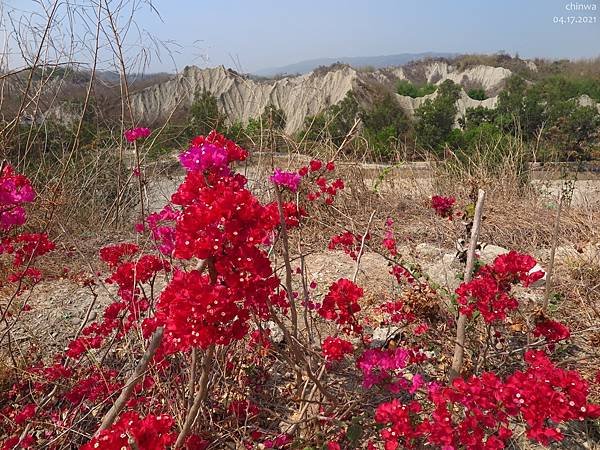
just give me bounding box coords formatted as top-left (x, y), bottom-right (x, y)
top-left (8, 233), bottom-right (55, 268)
top-left (262, 434), bottom-right (292, 448)
top-left (383, 217), bottom-right (398, 256)
top-left (124, 127), bottom-right (151, 142)
top-left (81, 412), bottom-right (175, 450)
top-left (431, 195), bottom-right (456, 219)
top-left (456, 251), bottom-right (543, 323)
top-left (328, 231), bottom-right (369, 260)
top-left (375, 349), bottom-right (600, 449)
top-left (309, 159), bottom-right (323, 171)
top-left (99, 243), bottom-right (140, 268)
top-left (318, 278), bottom-right (363, 334)
top-left (270, 168), bottom-right (302, 192)
top-left (533, 318), bottom-right (570, 349)
top-left (321, 336), bottom-right (354, 362)
top-left (157, 269), bottom-right (251, 351)
top-left (13, 404), bottom-right (36, 425)
top-left (228, 399), bottom-right (260, 420)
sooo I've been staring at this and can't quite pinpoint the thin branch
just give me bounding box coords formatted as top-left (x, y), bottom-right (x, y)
top-left (98, 327), bottom-right (164, 432)
top-left (542, 193), bottom-right (563, 313)
top-left (449, 189), bottom-right (485, 381)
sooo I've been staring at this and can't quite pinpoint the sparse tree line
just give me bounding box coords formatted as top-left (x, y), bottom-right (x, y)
top-left (300, 74), bottom-right (600, 162)
top-left (178, 73), bottom-right (600, 163)
top-left (5, 72), bottom-right (600, 165)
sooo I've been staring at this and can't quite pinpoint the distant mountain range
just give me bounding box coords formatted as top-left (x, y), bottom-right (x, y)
top-left (253, 52), bottom-right (457, 76)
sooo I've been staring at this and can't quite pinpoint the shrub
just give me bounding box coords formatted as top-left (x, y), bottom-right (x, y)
top-left (1, 132), bottom-right (599, 449)
top-left (396, 79), bottom-right (437, 98)
top-left (467, 88), bottom-right (487, 100)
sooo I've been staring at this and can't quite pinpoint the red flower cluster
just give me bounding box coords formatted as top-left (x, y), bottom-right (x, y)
top-left (10, 233), bottom-right (54, 267)
top-left (298, 159), bottom-right (343, 204)
top-left (375, 350), bottom-right (600, 449)
top-left (81, 412), bottom-right (175, 450)
top-left (328, 231), bottom-right (369, 260)
top-left (390, 265), bottom-right (415, 284)
top-left (321, 336), bottom-right (354, 362)
top-left (99, 243), bottom-right (140, 268)
top-left (228, 399), bottom-right (260, 420)
top-left (456, 251), bottom-right (544, 322)
top-left (383, 217), bottom-right (398, 256)
top-left (152, 132), bottom-right (285, 351)
top-left (158, 269), bottom-right (265, 351)
top-left (533, 318), bottom-right (571, 350)
top-left (297, 159), bottom-right (335, 177)
top-left (430, 195), bottom-right (456, 218)
top-left (318, 278), bottom-right (364, 334)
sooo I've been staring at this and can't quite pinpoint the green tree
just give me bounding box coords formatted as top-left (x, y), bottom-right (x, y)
top-left (546, 102), bottom-right (600, 160)
top-left (495, 75), bottom-right (545, 137)
top-left (360, 93), bottom-right (411, 158)
top-left (303, 91), bottom-right (359, 146)
top-left (189, 90), bottom-right (226, 135)
top-left (414, 80), bottom-right (461, 151)
top-left (460, 106), bottom-right (497, 130)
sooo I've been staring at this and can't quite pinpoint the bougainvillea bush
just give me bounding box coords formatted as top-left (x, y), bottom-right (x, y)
top-left (1, 131), bottom-right (599, 449)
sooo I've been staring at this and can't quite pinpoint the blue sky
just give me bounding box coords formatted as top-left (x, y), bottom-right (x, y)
top-left (137, 0), bottom-right (600, 72)
top-left (4, 0), bottom-right (600, 73)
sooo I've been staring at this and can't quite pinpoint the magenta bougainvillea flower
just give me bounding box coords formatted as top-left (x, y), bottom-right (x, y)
top-left (124, 127), bottom-right (151, 142)
top-left (270, 168), bottom-right (302, 192)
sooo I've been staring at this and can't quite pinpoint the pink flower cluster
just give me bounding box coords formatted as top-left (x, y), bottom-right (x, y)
top-left (179, 131), bottom-right (247, 173)
top-left (124, 127), bottom-right (151, 142)
top-left (357, 347), bottom-right (424, 393)
top-left (270, 168), bottom-right (302, 192)
top-left (0, 165), bottom-right (36, 231)
top-left (137, 205), bottom-right (179, 255)
top-left (0, 165), bottom-right (54, 290)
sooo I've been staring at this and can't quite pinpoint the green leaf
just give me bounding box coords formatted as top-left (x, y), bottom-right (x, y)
top-left (347, 419), bottom-right (363, 443)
